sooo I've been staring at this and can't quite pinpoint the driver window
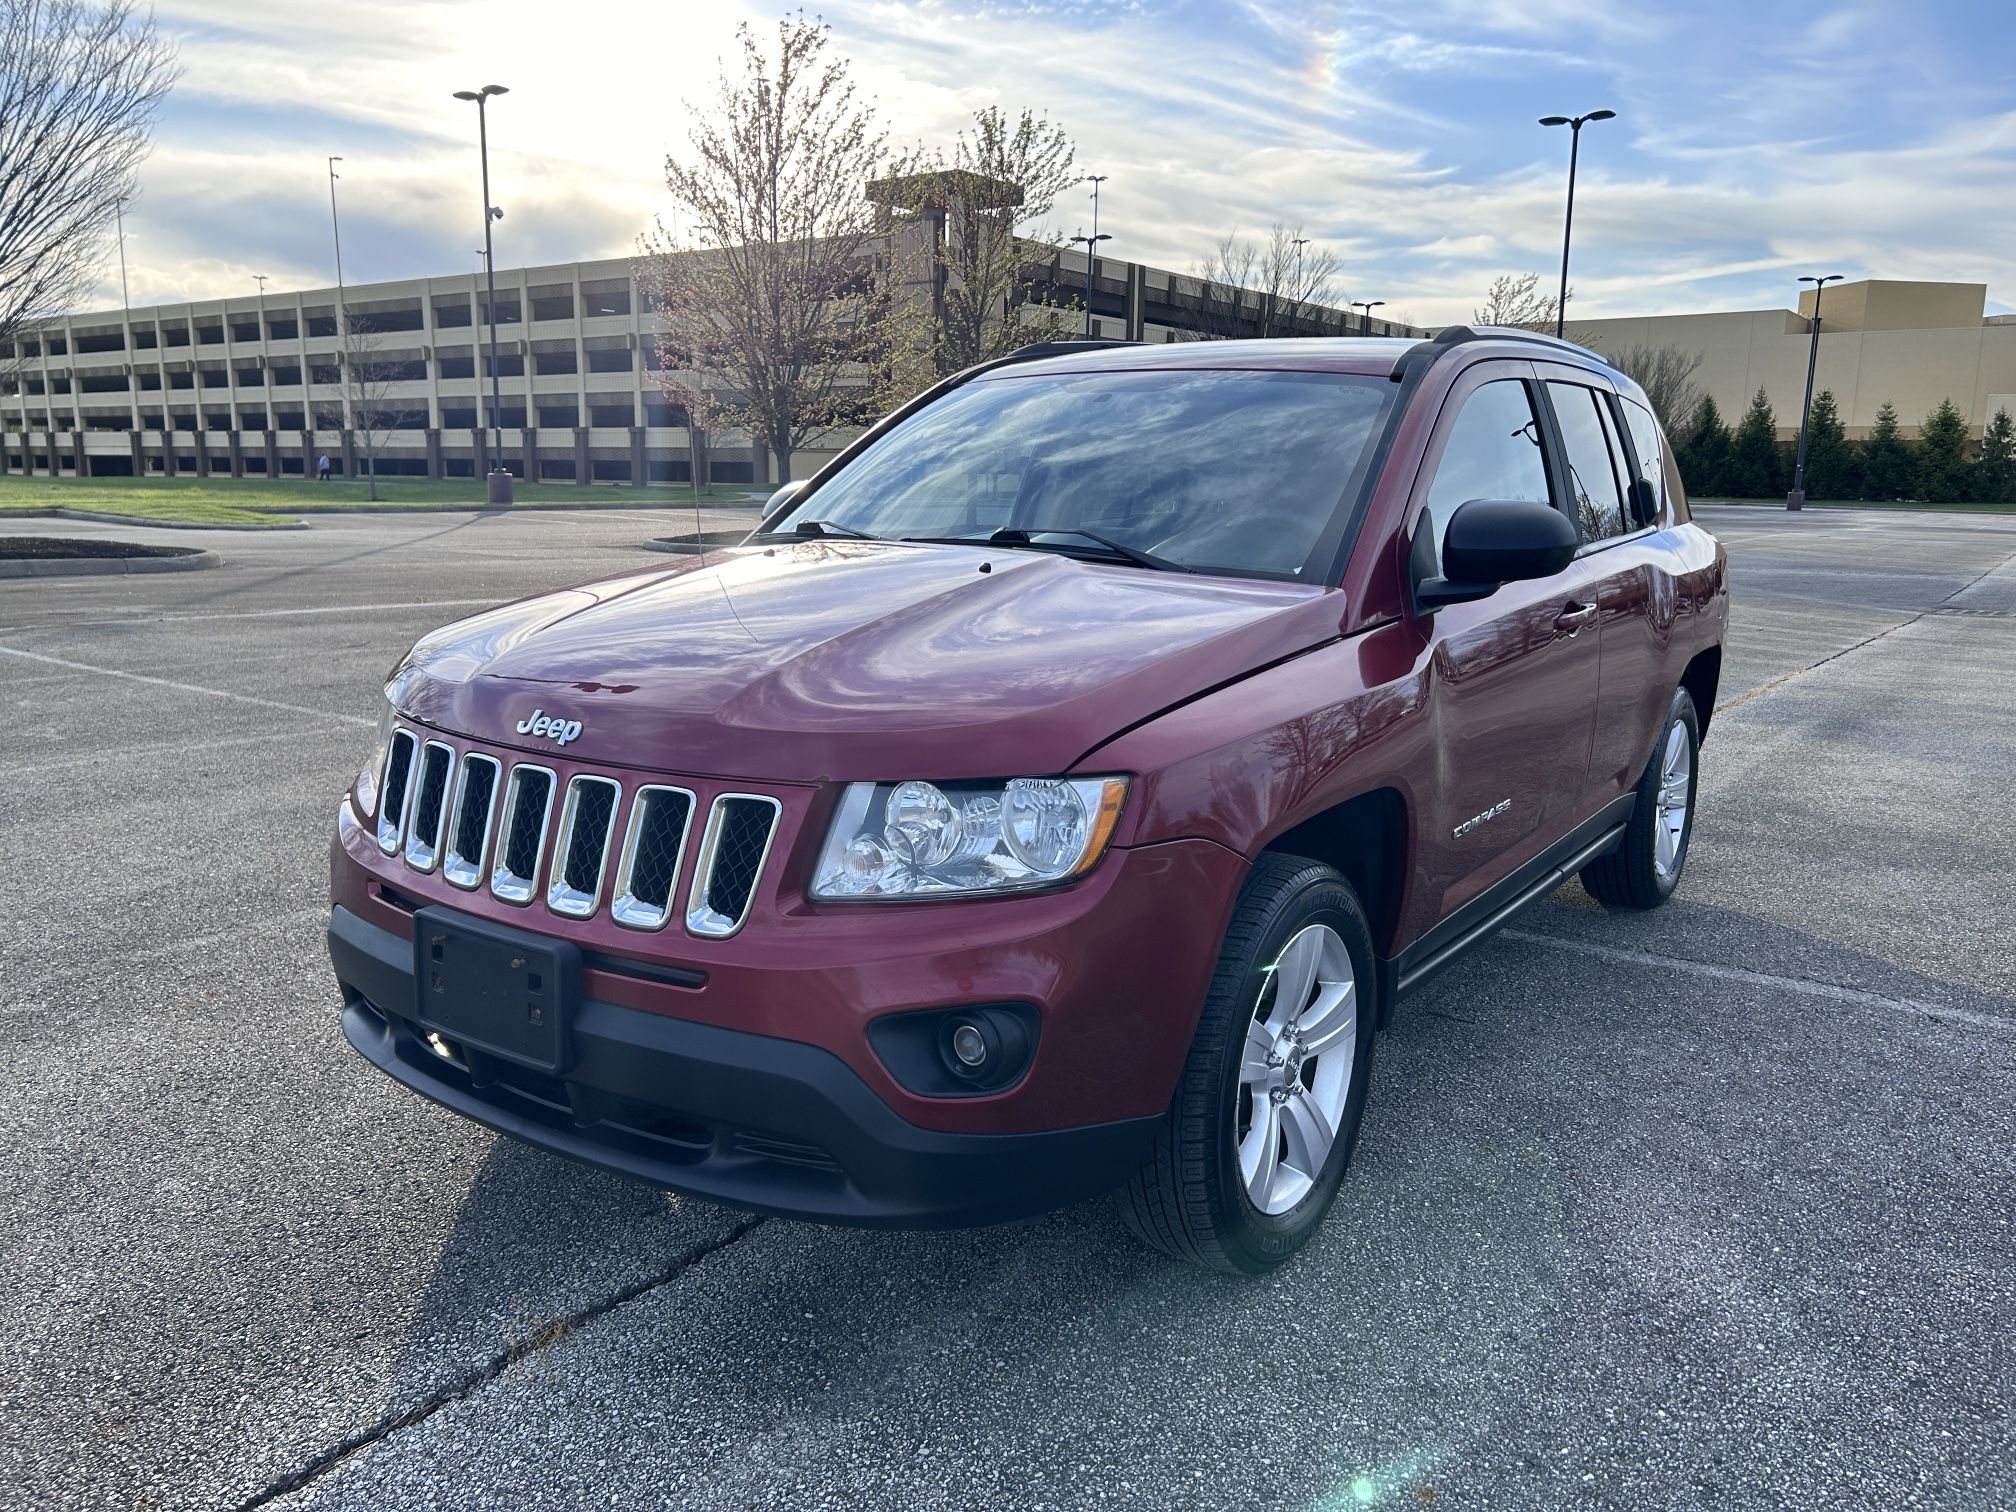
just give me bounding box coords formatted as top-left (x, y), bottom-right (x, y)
top-left (1419, 380), bottom-right (1551, 566)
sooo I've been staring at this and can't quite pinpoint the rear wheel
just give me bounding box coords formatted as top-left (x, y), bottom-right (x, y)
top-left (1580, 687), bottom-right (1700, 909)
top-left (1120, 854), bottom-right (1378, 1275)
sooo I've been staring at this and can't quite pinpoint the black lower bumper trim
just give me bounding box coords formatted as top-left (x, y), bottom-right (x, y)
top-left (330, 905), bottom-right (1155, 1228)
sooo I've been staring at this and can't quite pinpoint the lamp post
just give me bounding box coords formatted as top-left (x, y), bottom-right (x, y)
top-left (1538, 108), bottom-right (1615, 338)
top-left (1351, 299), bottom-right (1385, 337)
top-left (453, 83), bottom-right (511, 500)
top-left (327, 157), bottom-right (350, 434)
top-left (113, 198), bottom-right (131, 315)
top-left (1070, 232), bottom-right (1111, 337)
top-left (1787, 273), bottom-right (1843, 512)
top-left (1290, 236), bottom-right (1310, 332)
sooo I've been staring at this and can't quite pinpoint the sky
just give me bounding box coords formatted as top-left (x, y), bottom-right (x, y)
top-left (104, 0), bottom-right (2015, 325)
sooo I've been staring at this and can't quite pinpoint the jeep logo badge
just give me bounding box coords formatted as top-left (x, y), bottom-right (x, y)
top-left (515, 708), bottom-right (583, 746)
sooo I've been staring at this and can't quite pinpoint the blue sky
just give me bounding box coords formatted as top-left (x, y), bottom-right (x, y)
top-left (112, 0), bottom-right (2014, 324)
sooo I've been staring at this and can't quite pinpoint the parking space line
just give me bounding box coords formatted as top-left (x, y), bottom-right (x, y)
top-left (1502, 929), bottom-right (2013, 1032)
top-left (0, 645), bottom-right (372, 726)
top-left (0, 597), bottom-right (506, 632)
top-left (0, 726), bottom-right (344, 778)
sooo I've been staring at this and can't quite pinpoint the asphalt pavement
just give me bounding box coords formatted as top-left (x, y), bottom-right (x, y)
top-left (1, 502), bottom-right (2011, 1511)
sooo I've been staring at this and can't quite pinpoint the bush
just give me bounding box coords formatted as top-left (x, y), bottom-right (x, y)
top-left (1977, 407), bottom-right (2015, 504)
top-left (1858, 402), bottom-right (1915, 500)
top-left (1800, 390), bottom-right (1858, 499)
top-left (1723, 387), bottom-right (1783, 498)
top-left (1677, 394), bottom-right (1731, 497)
top-left (1915, 398), bottom-right (1972, 503)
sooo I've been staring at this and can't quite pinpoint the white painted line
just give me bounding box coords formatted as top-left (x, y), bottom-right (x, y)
top-left (1502, 929), bottom-right (2014, 1034)
top-left (0, 597), bottom-right (505, 631)
top-left (0, 726), bottom-right (342, 778)
top-left (0, 645), bottom-right (372, 726)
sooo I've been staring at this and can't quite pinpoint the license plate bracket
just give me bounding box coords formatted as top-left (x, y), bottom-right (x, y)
top-left (413, 906), bottom-right (579, 1074)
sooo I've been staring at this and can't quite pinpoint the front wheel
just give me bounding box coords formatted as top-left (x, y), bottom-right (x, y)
top-left (1120, 855), bottom-right (1379, 1275)
top-left (1580, 687), bottom-right (1700, 909)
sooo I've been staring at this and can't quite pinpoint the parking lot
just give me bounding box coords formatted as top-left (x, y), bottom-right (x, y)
top-left (2, 502), bottom-right (2012, 1511)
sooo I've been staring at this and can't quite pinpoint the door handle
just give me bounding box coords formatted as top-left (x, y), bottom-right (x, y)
top-left (1554, 603), bottom-right (1598, 634)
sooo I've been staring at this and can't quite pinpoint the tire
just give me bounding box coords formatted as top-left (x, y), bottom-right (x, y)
top-left (1120, 854), bottom-right (1379, 1276)
top-left (1580, 687), bottom-right (1700, 909)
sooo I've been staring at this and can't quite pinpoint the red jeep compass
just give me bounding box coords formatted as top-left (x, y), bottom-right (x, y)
top-left (331, 328), bottom-right (1728, 1274)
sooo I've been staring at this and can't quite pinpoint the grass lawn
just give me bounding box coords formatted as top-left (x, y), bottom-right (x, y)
top-left (1696, 496), bottom-right (2015, 514)
top-left (0, 474), bottom-right (765, 528)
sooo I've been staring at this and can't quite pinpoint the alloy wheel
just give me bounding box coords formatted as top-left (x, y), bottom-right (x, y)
top-left (1653, 719), bottom-right (1693, 880)
top-left (1236, 922), bottom-right (1357, 1216)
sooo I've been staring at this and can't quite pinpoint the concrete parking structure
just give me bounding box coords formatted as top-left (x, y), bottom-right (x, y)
top-left (1, 504), bottom-right (2011, 1510)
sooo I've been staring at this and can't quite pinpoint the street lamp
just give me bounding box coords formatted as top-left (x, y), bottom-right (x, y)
top-left (453, 83), bottom-right (511, 500)
top-left (1538, 108), bottom-right (1615, 338)
top-left (1069, 232), bottom-right (1111, 337)
top-left (1787, 273), bottom-right (1843, 512)
top-left (1290, 237), bottom-right (1310, 332)
top-left (1351, 299), bottom-right (1385, 337)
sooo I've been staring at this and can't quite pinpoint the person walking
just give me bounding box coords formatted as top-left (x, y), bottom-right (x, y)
top-left (317, 452), bottom-right (332, 483)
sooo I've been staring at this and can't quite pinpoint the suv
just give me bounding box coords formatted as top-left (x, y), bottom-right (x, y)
top-left (330, 328), bottom-right (1727, 1274)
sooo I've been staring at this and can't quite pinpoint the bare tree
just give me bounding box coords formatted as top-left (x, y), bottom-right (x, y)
top-left (0, 1), bottom-right (177, 356)
top-left (639, 16), bottom-right (914, 486)
top-left (1473, 272), bottom-right (1568, 332)
top-left (1188, 223), bottom-right (1342, 340)
top-left (877, 107), bottom-right (1079, 374)
top-left (1603, 342), bottom-right (1707, 437)
top-left (343, 319), bottom-right (426, 501)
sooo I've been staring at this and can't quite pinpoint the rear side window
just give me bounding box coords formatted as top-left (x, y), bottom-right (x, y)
top-left (1620, 397), bottom-right (1668, 520)
top-left (1547, 382), bottom-right (1628, 542)
top-left (1420, 380), bottom-right (1551, 563)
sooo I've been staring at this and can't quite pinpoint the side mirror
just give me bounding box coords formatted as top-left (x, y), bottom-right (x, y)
top-left (761, 479), bottom-right (806, 525)
top-left (1415, 498), bottom-right (1579, 609)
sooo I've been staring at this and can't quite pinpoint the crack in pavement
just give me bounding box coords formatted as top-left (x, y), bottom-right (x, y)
top-left (1502, 929), bottom-right (2014, 1032)
top-left (232, 1214), bottom-right (769, 1511)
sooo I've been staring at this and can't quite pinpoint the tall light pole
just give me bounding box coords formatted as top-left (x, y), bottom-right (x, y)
top-left (1290, 236), bottom-right (1310, 332)
top-left (453, 84), bottom-right (510, 497)
top-left (113, 198), bottom-right (132, 315)
top-left (1070, 232), bottom-right (1111, 337)
top-left (1351, 299), bottom-right (1384, 337)
top-left (1084, 174), bottom-right (1107, 244)
top-left (1787, 273), bottom-right (1843, 512)
top-left (327, 157), bottom-right (346, 318)
top-left (1538, 108), bottom-right (1615, 338)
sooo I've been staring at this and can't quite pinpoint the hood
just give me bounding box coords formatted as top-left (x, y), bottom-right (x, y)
top-left (393, 540), bottom-right (1342, 782)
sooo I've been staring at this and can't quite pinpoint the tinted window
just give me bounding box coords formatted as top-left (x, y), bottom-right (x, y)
top-left (781, 369), bottom-right (1396, 580)
top-left (1620, 397), bottom-right (1667, 520)
top-left (1547, 382), bottom-right (1627, 542)
top-left (1420, 380), bottom-right (1550, 562)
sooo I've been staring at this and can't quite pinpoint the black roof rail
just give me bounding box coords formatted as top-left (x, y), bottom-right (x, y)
top-left (1388, 323), bottom-right (1610, 383)
top-left (1001, 337), bottom-right (1147, 365)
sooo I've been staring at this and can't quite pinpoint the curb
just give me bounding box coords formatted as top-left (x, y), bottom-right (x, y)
top-left (274, 497), bottom-right (766, 516)
top-left (0, 507), bottom-right (304, 532)
top-left (0, 548), bottom-right (221, 579)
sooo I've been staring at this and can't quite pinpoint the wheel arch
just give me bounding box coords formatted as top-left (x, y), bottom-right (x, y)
top-left (1258, 786), bottom-right (1408, 963)
top-left (1680, 645), bottom-right (1722, 741)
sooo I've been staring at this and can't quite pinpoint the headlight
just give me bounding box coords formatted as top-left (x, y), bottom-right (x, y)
top-left (352, 692), bottom-right (398, 818)
top-left (811, 776), bottom-right (1127, 899)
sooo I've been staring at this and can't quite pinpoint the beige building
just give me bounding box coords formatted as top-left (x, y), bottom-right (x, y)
top-left (1570, 280), bottom-right (2016, 441)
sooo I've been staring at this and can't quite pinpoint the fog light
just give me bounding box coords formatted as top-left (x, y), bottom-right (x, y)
top-left (950, 1022), bottom-right (989, 1068)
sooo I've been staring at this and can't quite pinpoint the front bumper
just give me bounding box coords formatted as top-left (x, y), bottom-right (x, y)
top-left (331, 904), bottom-right (1159, 1227)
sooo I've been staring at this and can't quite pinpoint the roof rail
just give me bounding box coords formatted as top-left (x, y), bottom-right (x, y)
top-left (1388, 323), bottom-right (1608, 382)
top-left (1001, 337), bottom-right (1147, 365)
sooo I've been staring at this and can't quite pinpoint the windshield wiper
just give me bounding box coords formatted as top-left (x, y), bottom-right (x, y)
top-left (901, 527), bottom-right (1192, 573)
top-left (778, 519), bottom-right (877, 540)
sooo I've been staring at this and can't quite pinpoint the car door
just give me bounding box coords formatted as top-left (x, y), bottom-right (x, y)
top-left (1405, 361), bottom-right (1608, 920)
top-left (1534, 371), bottom-right (1669, 797)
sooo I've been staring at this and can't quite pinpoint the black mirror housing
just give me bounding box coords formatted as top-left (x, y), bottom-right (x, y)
top-left (1415, 498), bottom-right (1580, 609)
top-left (761, 480), bottom-right (806, 524)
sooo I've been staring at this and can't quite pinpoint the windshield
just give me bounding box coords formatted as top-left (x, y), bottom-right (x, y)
top-left (775, 367), bottom-right (1395, 580)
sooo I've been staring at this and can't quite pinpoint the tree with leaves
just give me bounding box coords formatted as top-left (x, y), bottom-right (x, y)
top-left (874, 107), bottom-right (1079, 375)
top-left (1976, 407), bottom-right (2015, 504)
top-left (1188, 224), bottom-right (1343, 340)
top-left (1474, 272), bottom-right (1567, 333)
top-left (1799, 389), bottom-right (1856, 500)
top-left (1913, 397), bottom-right (1972, 503)
top-left (1605, 343), bottom-right (1705, 437)
top-left (640, 17), bottom-right (915, 485)
top-left (0, 1), bottom-right (178, 356)
top-left (1677, 393), bottom-right (1732, 497)
top-left (1723, 387), bottom-right (1783, 498)
top-left (1858, 401), bottom-right (1914, 500)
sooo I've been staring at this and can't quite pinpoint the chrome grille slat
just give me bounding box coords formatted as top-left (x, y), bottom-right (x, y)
top-left (685, 794), bottom-right (781, 940)
top-left (489, 764), bottom-right (557, 905)
top-left (401, 741), bottom-right (457, 873)
top-left (547, 776), bottom-right (622, 919)
top-left (441, 754), bottom-right (501, 890)
top-left (610, 785), bottom-right (697, 931)
top-left (374, 729), bottom-right (419, 854)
